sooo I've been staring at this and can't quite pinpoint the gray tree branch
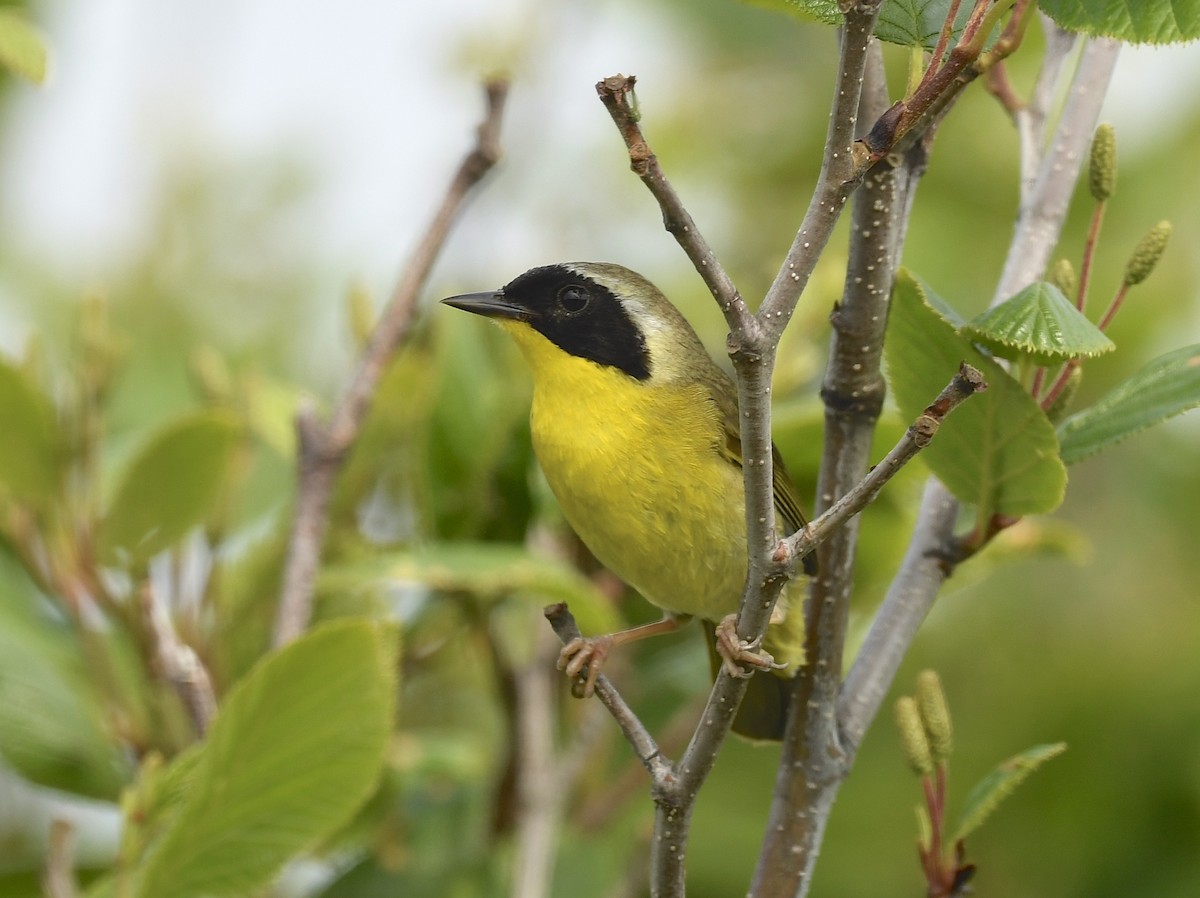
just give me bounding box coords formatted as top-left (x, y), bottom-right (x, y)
top-left (138, 579), bottom-right (217, 735)
top-left (273, 80), bottom-right (509, 647)
top-left (750, 39), bottom-right (902, 886)
top-left (838, 35), bottom-right (1121, 763)
top-left (42, 819), bottom-right (78, 898)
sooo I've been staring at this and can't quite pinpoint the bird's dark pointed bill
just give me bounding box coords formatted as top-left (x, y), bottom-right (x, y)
top-left (441, 291), bottom-right (531, 321)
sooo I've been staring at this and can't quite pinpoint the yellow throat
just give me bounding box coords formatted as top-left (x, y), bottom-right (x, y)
top-left (498, 315), bottom-right (751, 622)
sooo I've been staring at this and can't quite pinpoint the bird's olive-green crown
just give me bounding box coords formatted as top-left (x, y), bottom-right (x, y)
top-left (500, 263), bottom-right (717, 384)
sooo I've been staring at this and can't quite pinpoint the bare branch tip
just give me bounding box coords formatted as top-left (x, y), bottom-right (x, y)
top-left (543, 603), bottom-right (583, 645)
top-left (597, 73), bottom-right (636, 98)
top-left (957, 363), bottom-right (987, 393)
top-left (477, 77), bottom-right (510, 153)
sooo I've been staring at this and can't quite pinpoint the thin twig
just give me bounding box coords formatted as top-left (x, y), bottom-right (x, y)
top-left (1076, 200), bottom-right (1107, 312)
top-left (995, 39), bottom-right (1120, 302)
top-left (138, 580), bottom-right (217, 735)
top-left (595, 76), bottom-right (755, 341)
top-left (928, 0), bottom-right (965, 74)
top-left (543, 603), bottom-right (672, 783)
top-left (510, 623), bottom-right (564, 898)
top-left (983, 62), bottom-right (1023, 118)
top-left (273, 80), bottom-right (509, 647)
top-left (790, 372), bottom-right (988, 565)
top-left (43, 819), bottom-right (78, 898)
top-left (576, 702), bottom-right (700, 831)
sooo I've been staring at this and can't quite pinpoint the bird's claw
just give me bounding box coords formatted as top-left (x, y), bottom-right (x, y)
top-left (715, 614), bottom-right (787, 679)
top-left (557, 635), bottom-right (615, 698)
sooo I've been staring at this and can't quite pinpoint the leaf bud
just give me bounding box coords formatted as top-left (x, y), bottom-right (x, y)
top-left (1123, 221), bottom-right (1171, 286)
top-left (916, 669), bottom-right (953, 765)
top-left (1088, 123), bottom-right (1116, 202)
top-left (896, 695), bottom-right (934, 776)
top-left (1048, 258), bottom-right (1077, 300)
top-left (189, 345), bottom-right (233, 403)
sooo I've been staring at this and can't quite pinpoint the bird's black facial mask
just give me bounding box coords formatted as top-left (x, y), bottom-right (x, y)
top-left (499, 265), bottom-right (652, 381)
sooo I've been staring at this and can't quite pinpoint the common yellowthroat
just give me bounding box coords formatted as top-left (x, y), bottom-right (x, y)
top-left (443, 263), bottom-right (814, 739)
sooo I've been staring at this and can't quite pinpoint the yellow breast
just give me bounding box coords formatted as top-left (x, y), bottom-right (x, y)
top-left (500, 320), bottom-right (748, 621)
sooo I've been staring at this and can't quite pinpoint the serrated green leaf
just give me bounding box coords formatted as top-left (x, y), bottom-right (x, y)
top-left (0, 357), bottom-right (64, 508)
top-left (1040, 0), bottom-right (1200, 43)
top-left (961, 281), bottom-right (1115, 364)
top-left (885, 272), bottom-right (1067, 518)
top-left (747, 0), bottom-right (840, 24)
top-left (1057, 344), bottom-right (1200, 464)
top-left (876, 0), bottom-right (981, 49)
top-left (322, 543), bottom-right (621, 637)
top-left (953, 742), bottom-right (1067, 842)
top-left (0, 11), bottom-right (48, 84)
top-left (99, 410), bottom-right (242, 565)
top-left (760, 0), bottom-right (983, 48)
top-left (133, 619), bottom-right (397, 898)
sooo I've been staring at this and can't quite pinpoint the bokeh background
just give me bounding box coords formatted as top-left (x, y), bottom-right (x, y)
top-left (1, 1), bottom-right (1198, 896)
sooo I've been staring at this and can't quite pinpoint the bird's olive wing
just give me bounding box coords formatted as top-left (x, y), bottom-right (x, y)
top-left (713, 393), bottom-right (809, 535)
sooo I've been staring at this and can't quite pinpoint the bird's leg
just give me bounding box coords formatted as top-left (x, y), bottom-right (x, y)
top-left (714, 613), bottom-right (788, 679)
top-left (558, 615), bottom-right (686, 697)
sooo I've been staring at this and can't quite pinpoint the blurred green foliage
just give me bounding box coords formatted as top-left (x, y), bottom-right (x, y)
top-left (0, 2), bottom-right (1198, 897)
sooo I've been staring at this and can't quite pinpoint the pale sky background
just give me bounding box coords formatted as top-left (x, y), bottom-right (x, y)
top-left (4, 0), bottom-right (1199, 308)
top-left (0, 0), bottom-right (692, 299)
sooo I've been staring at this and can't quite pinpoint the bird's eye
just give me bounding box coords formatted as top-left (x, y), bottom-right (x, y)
top-left (557, 284), bottom-right (590, 313)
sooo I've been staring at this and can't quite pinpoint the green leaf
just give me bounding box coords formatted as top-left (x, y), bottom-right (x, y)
top-left (953, 742), bottom-right (1067, 842)
top-left (0, 357), bottom-right (64, 508)
top-left (243, 372), bottom-right (299, 459)
top-left (0, 575), bottom-right (130, 799)
top-left (875, 0), bottom-right (981, 48)
top-left (1057, 344), bottom-right (1200, 464)
top-left (755, 0), bottom-right (983, 48)
top-left (1040, 0), bottom-right (1200, 43)
top-left (0, 11), bottom-right (49, 84)
top-left (322, 543), bottom-right (621, 637)
top-left (99, 410), bottom-right (242, 564)
top-left (82, 877), bottom-right (116, 898)
top-left (885, 272), bottom-right (1067, 518)
top-left (961, 281), bottom-right (1115, 365)
top-left (424, 311), bottom-right (535, 541)
top-left (748, 0), bottom-right (840, 25)
top-left (133, 619), bottom-right (397, 898)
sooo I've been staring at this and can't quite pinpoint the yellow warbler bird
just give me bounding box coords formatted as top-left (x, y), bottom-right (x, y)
top-left (443, 262), bottom-right (813, 739)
